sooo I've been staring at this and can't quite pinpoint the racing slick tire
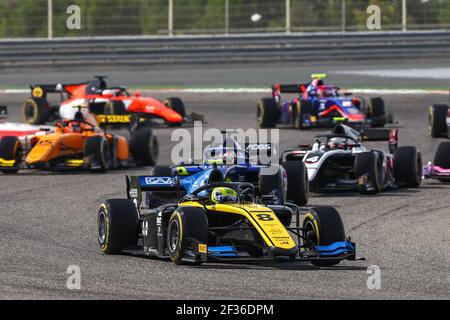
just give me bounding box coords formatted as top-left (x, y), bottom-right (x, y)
top-left (367, 97), bottom-right (386, 128)
top-left (433, 142), bottom-right (450, 182)
top-left (165, 97), bottom-right (187, 124)
top-left (167, 207), bottom-right (209, 265)
top-left (23, 98), bottom-right (51, 125)
top-left (257, 98), bottom-right (278, 128)
top-left (130, 129), bottom-right (159, 166)
top-left (104, 100), bottom-right (127, 115)
top-left (259, 164), bottom-right (287, 205)
top-left (0, 136), bottom-right (22, 174)
top-left (354, 151), bottom-right (383, 194)
top-left (83, 136), bottom-right (111, 172)
top-left (429, 104), bottom-right (449, 138)
top-left (281, 160), bottom-right (309, 206)
top-left (98, 199), bottom-right (140, 254)
top-left (393, 146), bottom-right (422, 188)
top-left (295, 100), bottom-right (314, 130)
top-left (303, 206), bottom-right (346, 267)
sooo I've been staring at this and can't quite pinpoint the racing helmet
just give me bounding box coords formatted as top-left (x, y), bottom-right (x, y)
top-left (223, 150), bottom-right (237, 164)
top-left (211, 187), bottom-right (238, 204)
top-left (328, 137), bottom-right (348, 150)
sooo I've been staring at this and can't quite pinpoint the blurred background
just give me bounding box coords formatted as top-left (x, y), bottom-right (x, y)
top-left (1, 0), bottom-right (450, 38)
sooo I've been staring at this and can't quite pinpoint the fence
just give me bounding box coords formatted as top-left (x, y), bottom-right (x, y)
top-left (1, 31), bottom-right (450, 68)
top-left (1, 0), bottom-right (450, 38)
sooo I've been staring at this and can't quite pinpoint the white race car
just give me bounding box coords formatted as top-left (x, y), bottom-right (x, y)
top-left (280, 124), bottom-right (422, 194)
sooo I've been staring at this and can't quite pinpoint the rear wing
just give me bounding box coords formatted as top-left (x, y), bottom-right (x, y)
top-left (126, 175), bottom-right (183, 209)
top-left (0, 106), bottom-right (7, 120)
top-left (272, 83), bottom-right (307, 99)
top-left (361, 128), bottom-right (399, 153)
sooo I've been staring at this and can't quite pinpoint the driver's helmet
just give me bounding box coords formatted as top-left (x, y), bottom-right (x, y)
top-left (317, 85), bottom-right (333, 98)
top-left (328, 137), bottom-right (347, 150)
top-left (223, 150), bottom-right (237, 165)
top-left (211, 187), bottom-right (238, 204)
top-left (67, 122), bottom-right (82, 133)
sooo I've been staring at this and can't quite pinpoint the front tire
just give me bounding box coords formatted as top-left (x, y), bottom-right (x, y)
top-left (98, 199), bottom-right (140, 254)
top-left (167, 207), bottom-right (209, 265)
top-left (83, 136), bottom-right (111, 172)
top-left (354, 152), bottom-right (383, 194)
top-left (282, 160), bottom-right (309, 206)
top-left (393, 146), bottom-right (422, 188)
top-left (165, 97), bottom-right (186, 118)
top-left (303, 206), bottom-right (346, 267)
top-left (130, 129), bottom-right (159, 166)
top-left (0, 136), bottom-right (22, 174)
top-left (368, 97), bottom-right (386, 128)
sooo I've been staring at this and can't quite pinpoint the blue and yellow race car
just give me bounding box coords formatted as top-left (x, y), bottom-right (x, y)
top-left (257, 74), bottom-right (392, 129)
top-left (98, 180), bottom-right (363, 266)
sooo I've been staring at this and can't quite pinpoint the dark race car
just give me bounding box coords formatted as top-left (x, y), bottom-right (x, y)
top-left (257, 74), bottom-right (392, 129)
top-left (147, 130), bottom-right (308, 208)
top-left (97, 180), bottom-right (364, 266)
top-left (280, 124), bottom-right (422, 194)
top-left (23, 76), bottom-right (203, 127)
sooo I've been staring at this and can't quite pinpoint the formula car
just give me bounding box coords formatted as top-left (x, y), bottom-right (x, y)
top-left (257, 74), bottom-right (391, 129)
top-left (0, 106), bottom-right (53, 138)
top-left (147, 130), bottom-right (308, 208)
top-left (423, 141), bottom-right (450, 182)
top-left (0, 107), bottom-right (159, 174)
top-left (98, 180), bottom-right (363, 266)
top-left (23, 76), bottom-right (202, 127)
top-left (428, 103), bottom-right (450, 138)
top-left (280, 124), bottom-right (422, 194)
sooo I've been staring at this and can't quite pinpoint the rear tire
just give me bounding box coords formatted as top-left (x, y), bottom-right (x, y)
top-left (83, 136), bottom-right (111, 172)
top-left (282, 160), bottom-right (309, 206)
top-left (98, 199), bottom-right (140, 254)
top-left (354, 152), bottom-right (382, 194)
top-left (167, 207), bottom-right (209, 265)
top-left (0, 136), bottom-right (22, 174)
top-left (368, 97), bottom-right (386, 128)
top-left (259, 164), bottom-right (286, 205)
top-left (257, 98), bottom-right (278, 128)
top-left (303, 206), bottom-right (346, 267)
top-left (393, 146), bottom-right (422, 188)
top-left (23, 98), bottom-right (50, 125)
top-left (130, 129), bottom-right (159, 166)
top-left (429, 104), bottom-right (448, 138)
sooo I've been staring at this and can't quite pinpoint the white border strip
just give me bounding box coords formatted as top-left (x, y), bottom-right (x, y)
top-left (1, 88), bottom-right (448, 95)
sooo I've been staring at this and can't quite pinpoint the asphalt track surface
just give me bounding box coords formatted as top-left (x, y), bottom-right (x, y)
top-left (1, 86), bottom-right (450, 300)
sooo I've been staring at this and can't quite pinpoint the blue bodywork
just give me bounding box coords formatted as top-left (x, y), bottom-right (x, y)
top-left (278, 96), bottom-right (364, 127)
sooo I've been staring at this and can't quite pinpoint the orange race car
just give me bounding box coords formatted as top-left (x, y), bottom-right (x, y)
top-left (0, 109), bottom-right (159, 174)
top-left (23, 76), bottom-right (203, 127)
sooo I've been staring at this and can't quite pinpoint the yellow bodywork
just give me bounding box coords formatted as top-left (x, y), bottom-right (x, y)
top-left (179, 201), bottom-right (297, 250)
